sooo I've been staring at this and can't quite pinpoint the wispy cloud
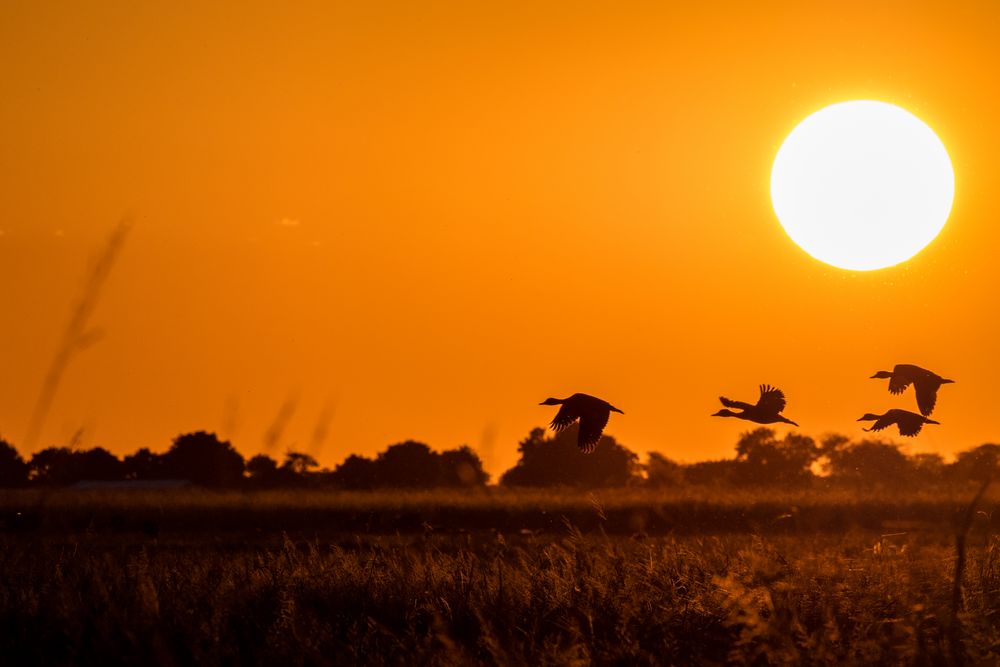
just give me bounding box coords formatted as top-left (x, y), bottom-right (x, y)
top-left (277, 217), bottom-right (301, 228)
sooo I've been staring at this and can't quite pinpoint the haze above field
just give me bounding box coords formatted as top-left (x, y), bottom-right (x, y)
top-left (2, 1), bottom-right (999, 475)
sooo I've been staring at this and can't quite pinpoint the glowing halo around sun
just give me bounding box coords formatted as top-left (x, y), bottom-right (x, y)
top-left (770, 101), bottom-right (954, 271)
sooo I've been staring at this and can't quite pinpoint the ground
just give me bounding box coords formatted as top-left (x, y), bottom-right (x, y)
top-left (0, 486), bottom-right (996, 665)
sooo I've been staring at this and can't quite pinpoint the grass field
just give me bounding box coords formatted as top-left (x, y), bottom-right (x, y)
top-left (1, 486), bottom-right (998, 665)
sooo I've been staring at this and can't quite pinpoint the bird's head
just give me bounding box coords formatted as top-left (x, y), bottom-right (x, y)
top-left (539, 397), bottom-right (563, 406)
top-left (869, 371), bottom-right (893, 379)
top-left (857, 413), bottom-right (880, 422)
top-left (712, 409), bottom-right (736, 418)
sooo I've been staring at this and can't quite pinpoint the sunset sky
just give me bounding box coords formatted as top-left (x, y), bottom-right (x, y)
top-left (2, 1), bottom-right (999, 477)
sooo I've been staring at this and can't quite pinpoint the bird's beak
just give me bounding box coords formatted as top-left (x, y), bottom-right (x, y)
top-left (868, 373), bottom-right (879, 379)
top-left (927, 418), bottom-right (941, 425)
top-left (942, 379), bottom-right (955, 384)
top-left (856, 416), bottom-right (866, 421)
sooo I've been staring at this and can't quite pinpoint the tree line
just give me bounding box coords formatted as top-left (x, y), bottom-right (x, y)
top-left (0, 426), bottom-right (996, 489)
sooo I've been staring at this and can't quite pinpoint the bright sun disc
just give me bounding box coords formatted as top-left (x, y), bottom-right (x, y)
top-left (771, 101), bottom-right (954, 271)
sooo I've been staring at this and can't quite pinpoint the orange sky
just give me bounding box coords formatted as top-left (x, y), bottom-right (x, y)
top-left (2, 1), bottom-right (999, 477)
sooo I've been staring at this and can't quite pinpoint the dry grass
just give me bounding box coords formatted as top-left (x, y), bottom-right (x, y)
top-left (0, 487), bottom-right (998, 664)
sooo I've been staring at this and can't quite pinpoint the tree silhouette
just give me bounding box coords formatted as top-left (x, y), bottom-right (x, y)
top-left (29, 446), bottom-right (123, 485)
top-left (646, 452), bottom-right (684, 487)
top-left (500, 426), bottom-right (640, 488)
top-left (0, 438), bottom-right (28, 487)
top-left (683, 459), bottom-right (739, 486)
top-left (824, 438), bottom-right (912, 486)
top-left (330, 454), bottom-right (378, 490)
top-left (161, 431), bottom-right (244, 487)
top-left (438, 446), bottom-right (489, 487)
top-left (73, 447), bottom-right (124, 481)
top-left (375, 441), bottom-right (440, 487)
top-left (122, 447), bottom-right (164, 480)
top-left (950, 444), bottom-right (1000, 482)
top-left (328, 443), bottom-right (488, 489)
top-left (911, 453), bottom-right (946, 484)
top-left (283, 451), bottom-right (319, 476)
top-left (28, 447), bottom-right (73, 484)
top-left (733, 428), bottom-right (819, 486)
top-left (246, 454), bottom-right (282, 487)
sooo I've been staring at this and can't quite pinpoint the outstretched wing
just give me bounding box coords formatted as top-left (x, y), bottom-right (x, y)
top-left (913, 381), bottom-right (938, 416)
top-left (888, 364), bottom-right (919, 395)
top-left (549, 403), bottom-right (579, 432)
top-left (755, 384), bottom-right (787, 415)
top-left (895, 411), bottom-right (926, 437)
top-left (867, 414), bottom-right (894, 433)
top-left (577, 410), bottom-right (610, 453)
top-left (719, 396), bottom-right (754, 410)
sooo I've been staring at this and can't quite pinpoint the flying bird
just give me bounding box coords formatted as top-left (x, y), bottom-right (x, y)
top-left (712, 384), bottom-right (799, 426)
top-left (540, 393), bottom-right (624, 453)
top-left (857, 409), bottom-right (940, 437)
top-left (870, 364), bottom-right (954, 416)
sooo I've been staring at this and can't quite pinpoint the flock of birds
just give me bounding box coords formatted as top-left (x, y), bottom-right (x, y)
top-left (541, 363), bottom-right (954, 452)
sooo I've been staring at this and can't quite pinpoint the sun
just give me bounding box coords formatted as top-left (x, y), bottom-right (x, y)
top-left (770, 101), bottom-right (954, 271)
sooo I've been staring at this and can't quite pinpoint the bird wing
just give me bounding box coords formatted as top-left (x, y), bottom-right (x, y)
top-left (913, 381), bottom-right (938, 416)
top-left (577, 409), bottom-right (610, 453)
top-left (895, 410), bottom-right (925, 437)
top-left (889, 365), bottom-right (919, 395)
top-left (549, 403), bottom-right (579, 432)
top-left (868, 414), bottom-right (894, 433)
top-left (755, 385), bottom-right (787, 414)
top-left (719, 396), bottom-right (754, 410)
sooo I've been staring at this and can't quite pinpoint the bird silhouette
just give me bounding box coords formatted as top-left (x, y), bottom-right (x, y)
top-left (857, 409), bottom-right (939, 437)
top-left (540, 393), bottom-right (624, 453)
top-left (870, 364), bottom-right (954, 416)
top-left (712, 384), bottom-right (799, 426)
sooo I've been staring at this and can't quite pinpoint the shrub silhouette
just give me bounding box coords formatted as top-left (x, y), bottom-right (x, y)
top-left (0, 438), bottom-right (28, 487)
top-left (161, 431), bottom-right (244, 487)
top-left (500, 426), bottom-right (640, 488)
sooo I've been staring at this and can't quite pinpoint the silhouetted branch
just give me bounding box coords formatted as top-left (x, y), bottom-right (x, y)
top-left (24, 220), bottom-right (132, 449)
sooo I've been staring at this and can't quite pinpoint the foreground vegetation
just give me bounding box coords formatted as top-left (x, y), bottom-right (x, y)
top-left (0, 484), bottom-right (996, 537)
top-left (0, 487), bottom-right (999, 664)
